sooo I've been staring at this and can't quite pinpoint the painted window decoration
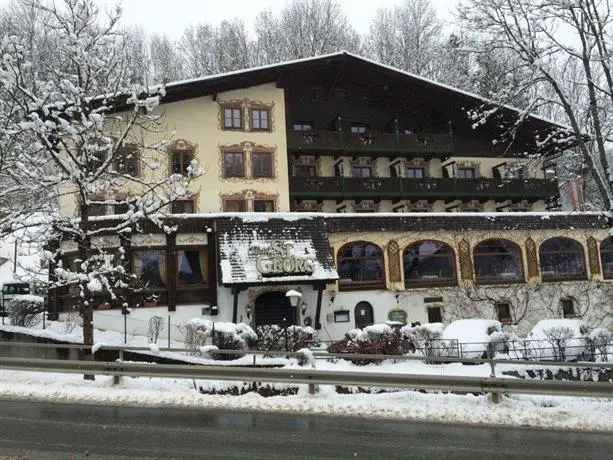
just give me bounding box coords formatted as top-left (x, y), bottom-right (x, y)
top-left (176, 249), bottom-right (208, 286)
top-left (252, 152), bottom-right (274, 178)
top-left (473, 239), bottom-right (524, 283)
top-left (539, 237), bottom-right (586, 281)
top-left (403, 240), bottom-right (457, 286)
top-left (171, 150), bottom-right (193, 175)
top-left (132, 250), bottom-right (167, 289)
top-left (600, 237), bottom-right (613, 279)
top-left (223, 107), bottom-right (242, 130)
top-left (337, 242), bottom-right (385, 289)
top-left (251, 109), bottom-right (270, 131)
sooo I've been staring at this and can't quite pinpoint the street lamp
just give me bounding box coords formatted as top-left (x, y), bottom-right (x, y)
top-left (286, 290), bottom-right (302, 325)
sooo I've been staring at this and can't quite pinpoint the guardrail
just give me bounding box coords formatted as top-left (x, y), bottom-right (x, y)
top-left (0, 356), bottom-right (611, 401)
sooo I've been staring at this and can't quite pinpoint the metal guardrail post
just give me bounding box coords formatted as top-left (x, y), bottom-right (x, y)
top-left (489, 359), bottom-right (500, 404)
top-left (113, 349), bottom-right (123, 385)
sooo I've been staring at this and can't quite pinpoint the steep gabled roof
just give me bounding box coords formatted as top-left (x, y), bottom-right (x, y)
top-left (158, 51), bottom-right (569, 133)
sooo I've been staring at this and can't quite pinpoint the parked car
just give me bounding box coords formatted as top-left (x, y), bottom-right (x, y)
top-left (526, 319), bottom-right (592, 361)
top-left (440, 319), bottom-right (506, 359)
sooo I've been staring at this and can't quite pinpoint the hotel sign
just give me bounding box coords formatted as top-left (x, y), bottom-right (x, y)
top-left (251, 241), bottom-right (314, 276)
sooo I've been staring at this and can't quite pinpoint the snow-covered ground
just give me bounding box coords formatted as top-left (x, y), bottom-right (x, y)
top-left (0, 322), bottom-right (611, 431)
top-left (0, 369), bottom-right (611, 432)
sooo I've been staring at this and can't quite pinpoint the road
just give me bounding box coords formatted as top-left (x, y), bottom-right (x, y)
top-left (0, 400), bottom-right (609, 459)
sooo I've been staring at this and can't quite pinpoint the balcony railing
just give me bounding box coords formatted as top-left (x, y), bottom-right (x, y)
top-left (287, 130), bottom-right (453, 154)
top-left (289, 177), bottom-right (559, 200)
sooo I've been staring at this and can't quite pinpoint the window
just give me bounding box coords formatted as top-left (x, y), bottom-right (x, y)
top-left (132, 250), bottom-right (166, 289)
top-left (171, 199), bottom-right (195, 214)
top-left (601, 237), bottom-right (613, 279)
top-left (473, 239), bottom-right (524, 283)
top-left (458, 167), bottom-right (477, 179)
top-left (333, 88), bottom-right (348, 103)
top-left (427, 306), bottom-right (442, 323)
top-left (350, 123), bottom-right (369, 134)
top-left (251, 109), bottom-right (270, 131)
top-left (176, 248), bottom-right (208, 286)
top-left (334, 310), bottom-right (350, 323)
top-left (171, 151), bottom-right (193, 175)
top-left (294, 164), bottom-right (317, 177)
top-left (223, 107), bottom-right (242, 130)
top-left (252, 152), bottom-right (274, 178)
top-left (337, 242), bottom-right (385, 290)
top-left (407, 167), bottom-right (425, 179)
top-left (223, 152), bottom-right (245, 178)
top-left (495, 302), bottom-right (512, 324)
top-left (114, 146), bottom-right (140, 177)
top-left (561, 298), bottom-right (576, 318)
top-left (293, 122), bottom-right (313, 132)
top-left (539, 237), bottom-right (586, 281)
top-left (352, 166), bottom-right (372, 178)
top-left (113, 203), bottom-right (129, 215)
top-left (88, 204), bottom-right (107, 217)
top-left (253, 200), bottom-right (275, 212)
top-left (404, 241), bottom-right (457, 286)
top-left (223, 199), bottom-right (246, 212)
top-left (312, 87), bottom-right (325, 102)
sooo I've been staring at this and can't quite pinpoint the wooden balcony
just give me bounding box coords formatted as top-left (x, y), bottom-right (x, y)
top-left (289, 177), bottom-right (559, 201)
top-left (287, 130), bottom-right (453, 155)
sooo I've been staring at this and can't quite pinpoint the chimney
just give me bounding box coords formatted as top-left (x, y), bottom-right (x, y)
top-left (561, 179), bottom-right (585, 211)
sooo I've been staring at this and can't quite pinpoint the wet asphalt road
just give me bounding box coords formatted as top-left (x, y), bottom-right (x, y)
top-left (0, 399), bottom-right (609, 459)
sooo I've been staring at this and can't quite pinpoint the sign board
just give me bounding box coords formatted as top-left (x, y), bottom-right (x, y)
top-left (251, 240), bottom-right (314, 277)
top-left (176, 233), bottom-right (208, 246)
top-left (387, 309), bottom-right (408, 324)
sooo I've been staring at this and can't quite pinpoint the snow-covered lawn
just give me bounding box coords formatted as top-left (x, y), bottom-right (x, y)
top-left (0, 321), bottom-right (611, 431)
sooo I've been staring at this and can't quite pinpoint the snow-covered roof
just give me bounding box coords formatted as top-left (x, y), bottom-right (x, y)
top-left (216, 216), bottom-right (338, 286)
top-left (159, 51), bottom-right (569, 131)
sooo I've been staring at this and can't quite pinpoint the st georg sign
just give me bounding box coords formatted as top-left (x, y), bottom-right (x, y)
top-left (250, 241), bottom-right (314, 276)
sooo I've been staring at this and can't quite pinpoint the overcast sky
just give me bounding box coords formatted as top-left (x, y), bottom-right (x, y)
top-left (0, 0), bottom-right (460, 38)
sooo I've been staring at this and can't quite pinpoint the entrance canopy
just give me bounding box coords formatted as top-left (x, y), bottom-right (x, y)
top-left (216, 216), bottom-right (338, 287)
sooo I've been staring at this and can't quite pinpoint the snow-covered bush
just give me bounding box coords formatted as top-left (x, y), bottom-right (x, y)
top-left (147, 315), bottom-right (164, 343)
top-left (255, 325), bottom-right (319, 352)
top-left (527, 320), bottom-right (592, 361)
top-left (63, 306), bottom-right (81, 333)
top-left (328, 323), bottom-right (415, 363)
top-left (401, 323), bottom-right (446, 358)
top-left (179, 319), bottom-right (257, 359)
top-left (589, 328), bottom-right (612, 362)
top-left (7, 295), bottom-right (44, 327)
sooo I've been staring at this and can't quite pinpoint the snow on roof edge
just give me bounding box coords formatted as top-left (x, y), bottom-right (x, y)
top-left (159, 50), bottom-right (571, 131)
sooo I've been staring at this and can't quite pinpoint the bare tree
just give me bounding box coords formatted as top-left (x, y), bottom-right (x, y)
top-left (0, 0), bottom-right (202, 365)
top-left (254, 0), bottom-right (361, 65)
top-left (365, 0), bottom-right (442, 76)
top-left (149, 33), bottom-right (183, 83)
top-left (458, 0), bottom-right (613, 211)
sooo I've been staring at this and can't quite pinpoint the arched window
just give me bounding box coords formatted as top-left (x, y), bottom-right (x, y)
top-left (473, 239), bottom-right (524, 283)
top-left (600, 237), bottom-right (613, 279)
top-left (403, 240), bottom-right (457, 287)
top-left (337, 242), bottom-right (385, 290)
top-left (539, 237), bottom-right (586, 281)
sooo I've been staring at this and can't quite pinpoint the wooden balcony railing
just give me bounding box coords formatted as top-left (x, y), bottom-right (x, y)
top-left (287, 130), bottom-right (453, 154)
top-left (289, 177), bottom-right (559, 200)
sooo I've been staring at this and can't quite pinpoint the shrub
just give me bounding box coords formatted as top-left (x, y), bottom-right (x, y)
top-left (255, 324), bottom-right (319, 352)
top-left (178, 319), bottom-right (258, 359)
top-left (148, 315), bottom-right (164, 343)
top-left (589, 328), bottom-right (612, 362)
top-left (327, 323), bottom-right (415, 364)
top-left (7, 295), bottom-right (45, 328)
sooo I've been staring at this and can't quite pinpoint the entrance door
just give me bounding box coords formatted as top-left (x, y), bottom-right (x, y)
top-left (354, 301), bottom-right (374, 329)
top-left (254, 291), bottom-right (294, 327)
